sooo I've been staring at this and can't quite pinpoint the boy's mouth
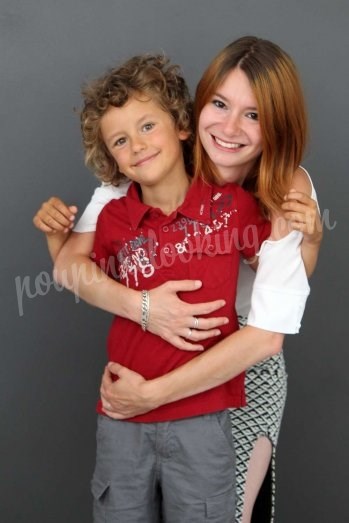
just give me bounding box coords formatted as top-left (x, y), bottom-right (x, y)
top-left (133, 152), bottom-right (160, 167)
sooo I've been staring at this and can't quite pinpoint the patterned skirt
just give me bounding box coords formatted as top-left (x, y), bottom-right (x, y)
top-left (229, 350), bottom-right (287, 523)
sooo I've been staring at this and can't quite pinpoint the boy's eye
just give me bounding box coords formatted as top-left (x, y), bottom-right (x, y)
top-left (212, 99), bottom-right (226, 110)
top-left (247, 112), bottom-right (259, 121)
top-left (114, 137), bottom-right (126, 147)
top-left (142, 122), bottom-right (155, 132)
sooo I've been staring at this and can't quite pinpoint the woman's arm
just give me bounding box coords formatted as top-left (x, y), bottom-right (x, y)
top-left (100, 326), bottom-right (284, 419)
top-left (54, 231), bottom-right (142, 321)
top-left (100, 171), bottom-right (320, 418)
top-left (281, 167), bottom-right (323, 276)
top-left (282, 190), bottom-right (322, 276)
top-left (34, 192), bottom-right (229, 350)
top-left (54, 231), bottom-right (229, 349)
top-left (100, 214), bottom-right (308, 418)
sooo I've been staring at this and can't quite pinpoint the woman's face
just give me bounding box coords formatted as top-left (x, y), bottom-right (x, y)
top-left (198, 67), bottom-right (262, 185)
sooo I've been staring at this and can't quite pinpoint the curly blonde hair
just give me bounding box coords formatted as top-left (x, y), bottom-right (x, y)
top-left (80, 54), bottom-right (193, 185)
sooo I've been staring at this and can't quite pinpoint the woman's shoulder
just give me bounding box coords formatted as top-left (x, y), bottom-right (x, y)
top-left (289, 166), bottom-right (312, 195)
top-left (95, 181), bottom-right (130, 200)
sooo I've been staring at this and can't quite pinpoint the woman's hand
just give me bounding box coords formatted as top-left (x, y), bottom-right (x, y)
top-left (100, 363), bottom-right (157, 419)
top-left (33, 196), bottom-right (77, 234)
top-left (147, 280), bottom-right (229, 351)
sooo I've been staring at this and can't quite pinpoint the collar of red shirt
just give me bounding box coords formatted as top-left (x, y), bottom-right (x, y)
top-left (125, 178), bottom-right (215, 230)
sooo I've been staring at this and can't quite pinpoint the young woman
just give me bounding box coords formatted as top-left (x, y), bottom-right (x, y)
top-left (34, 37), bottom-right (322, 522)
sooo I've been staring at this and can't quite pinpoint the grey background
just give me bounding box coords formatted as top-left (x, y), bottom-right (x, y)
top-left (1, 1), bottom-right (347, 521)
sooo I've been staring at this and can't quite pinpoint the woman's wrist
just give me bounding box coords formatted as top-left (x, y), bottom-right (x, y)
top-left (140, 290), bottom-right (150, 331)
top-left (115, 287), bottom-right (143, 323)
top-left (142, 377), bottom-right (169, 410)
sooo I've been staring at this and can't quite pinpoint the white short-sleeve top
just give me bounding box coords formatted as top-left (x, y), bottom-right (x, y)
top-left (246, 167), bottom-right (318, 333)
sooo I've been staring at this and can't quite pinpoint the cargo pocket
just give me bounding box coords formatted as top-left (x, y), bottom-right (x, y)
top-left (91, 476), bottom-right (111, 523)
top-left (91, 476), bottom-right (110, 502)
top-left (205, 487), bottom-right (235, 520)
top-left (91, 475), bottom-right (155, 522)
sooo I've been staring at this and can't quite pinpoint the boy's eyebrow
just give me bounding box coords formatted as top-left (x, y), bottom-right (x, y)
top-left (136, 113), bottom-right (158, 124)
top-left (103, 113), bottom-right (158, 144)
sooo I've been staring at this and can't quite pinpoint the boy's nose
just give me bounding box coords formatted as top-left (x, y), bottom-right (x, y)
top-left (131, 136), bottom-right (146, 153)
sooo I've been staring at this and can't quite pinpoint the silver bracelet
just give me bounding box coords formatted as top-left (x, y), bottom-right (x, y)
top-left (141, 290), bottom-right (150, 332)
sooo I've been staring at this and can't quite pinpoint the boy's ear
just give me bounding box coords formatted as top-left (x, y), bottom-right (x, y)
top-left (178, 129), bottom-right (191, 141)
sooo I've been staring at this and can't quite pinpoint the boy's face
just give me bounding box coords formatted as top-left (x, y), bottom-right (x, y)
top-left (101, 95), bottom-right (189, 188)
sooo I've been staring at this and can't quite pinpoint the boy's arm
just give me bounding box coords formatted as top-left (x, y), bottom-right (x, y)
top-left (45, 233), bottom-right (71, 262)
top-left (33, 197), bottom-right (77, 261)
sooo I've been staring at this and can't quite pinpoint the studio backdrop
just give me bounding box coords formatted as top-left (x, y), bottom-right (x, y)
top-left (1, 1), bottom-right (348, 521)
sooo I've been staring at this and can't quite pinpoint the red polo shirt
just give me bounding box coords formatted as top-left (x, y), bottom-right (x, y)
top-left (93, 177), bottom-right (271, 422)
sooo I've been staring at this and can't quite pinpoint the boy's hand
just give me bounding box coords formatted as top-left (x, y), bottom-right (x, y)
top-left (282, 190), bottom-right (322, 244)
top-left (33, 197), bottom-right (78, 234)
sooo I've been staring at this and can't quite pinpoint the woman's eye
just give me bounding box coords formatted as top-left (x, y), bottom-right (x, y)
top-left (247, 112), bottom-right (259, 121)
top-left (212, 99), bottom-right (226, 110)
top-left (142, 122), bottom-right (155, 132)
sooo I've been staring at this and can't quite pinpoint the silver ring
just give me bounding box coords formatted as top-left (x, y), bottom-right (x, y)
top-left (193, 317), bottom-right (199, 329)
top-left (187, 328), bottom-right (193, 338)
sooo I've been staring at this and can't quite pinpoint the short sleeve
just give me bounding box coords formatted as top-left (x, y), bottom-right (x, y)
top-left (247, 231), bottom-right (310, 334)
top-left (74, 182), bottom-right (130, 233)
top-left (91, 204), bottom-right (119, 280)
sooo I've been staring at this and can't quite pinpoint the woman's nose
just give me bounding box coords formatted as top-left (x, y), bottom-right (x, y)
top-left (222, 113), bottom-right (240, 136)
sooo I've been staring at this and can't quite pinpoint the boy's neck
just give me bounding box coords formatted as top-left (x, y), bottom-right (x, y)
top-left (140, 169), bottom-right (191, 215)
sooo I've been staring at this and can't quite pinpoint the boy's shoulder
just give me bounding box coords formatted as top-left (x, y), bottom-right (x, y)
top-left (101, 194), bottom-right (127, 212)
top-left (97, 182), bottom-right (144, 230)
top-left (97, 193), bottom-right (129, 228)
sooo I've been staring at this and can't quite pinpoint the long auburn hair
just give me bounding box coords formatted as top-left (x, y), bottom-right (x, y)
top-left (194, 36), bottom-right (308, 216)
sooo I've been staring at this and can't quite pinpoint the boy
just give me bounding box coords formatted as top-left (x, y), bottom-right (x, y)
top-left (78, 54), bottom-right (271, 522)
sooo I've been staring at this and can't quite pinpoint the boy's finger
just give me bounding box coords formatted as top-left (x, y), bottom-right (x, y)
top-left (282, 211), bottom-right (306, 224)
top-left (40, 212), bottom-right (71, 231)
top-left (42, 205), bottom-right (74, 228)
top-left (33, 217), bottom-right (55, 233)
top-left (284, 191), bottom-right (314, 204)
top-left (281, 200), bottom-right (307, 213)
top-left (46, 198), bottom-right (77, 221)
